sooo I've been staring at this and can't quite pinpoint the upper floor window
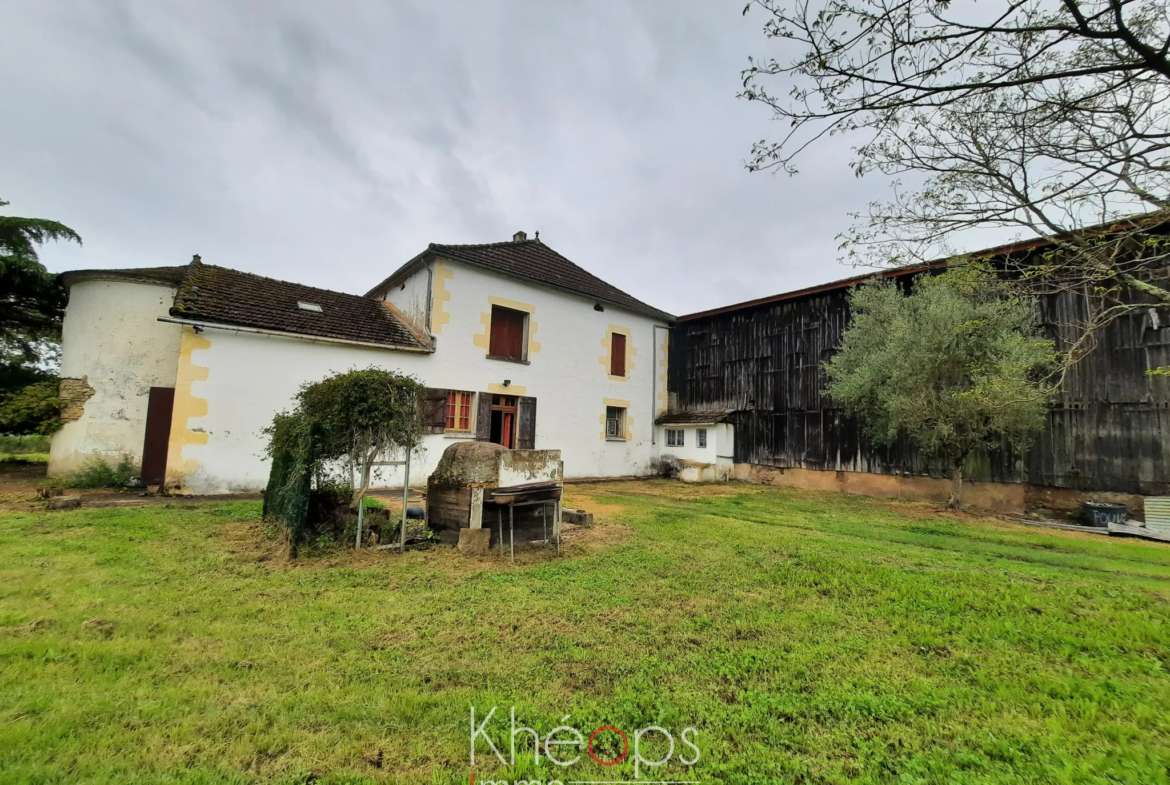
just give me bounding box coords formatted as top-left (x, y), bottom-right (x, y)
top-left (489, 305), bottom-right (527, 362)
top-left (446, 391), bottom-right (473, 432)
top-left (610, 332), bottom-right (627, 377)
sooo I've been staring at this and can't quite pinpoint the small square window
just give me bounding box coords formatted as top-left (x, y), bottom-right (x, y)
top-left (606, 406), bottom-right (626, 440)
top-left (697, 428), bottom-right (707, 448)
top-left (666, 428), bottom-right (684, 447)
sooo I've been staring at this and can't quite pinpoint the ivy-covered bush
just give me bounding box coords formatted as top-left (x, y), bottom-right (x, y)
top-left (262, 368), bottom-right (424, 557)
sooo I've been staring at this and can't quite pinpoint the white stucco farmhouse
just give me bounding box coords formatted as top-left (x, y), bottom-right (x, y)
top-left (49, 231), bottom-right (677, 494)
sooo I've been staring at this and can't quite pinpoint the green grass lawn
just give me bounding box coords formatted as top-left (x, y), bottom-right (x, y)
top-left (0, 453), bottom-right (49, 464)
top-left (2, 482), bottom-right (1170, 784)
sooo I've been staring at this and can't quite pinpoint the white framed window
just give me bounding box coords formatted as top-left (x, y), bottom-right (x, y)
top-left (666, 428), bottom-right (684, 447)
top-left (606, 406), bottom-right (626, 440)
top-left (697, 428), bottom-right (707, 448)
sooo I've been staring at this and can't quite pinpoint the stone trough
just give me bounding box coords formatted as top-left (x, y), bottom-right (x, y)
top-left (426, 441), bottom-right (564, 551)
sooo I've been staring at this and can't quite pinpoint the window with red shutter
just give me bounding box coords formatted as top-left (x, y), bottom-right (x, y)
top-left (489, 306), bottom-right (527, 361)
top-left (610, 333), bottom-right (627, 377)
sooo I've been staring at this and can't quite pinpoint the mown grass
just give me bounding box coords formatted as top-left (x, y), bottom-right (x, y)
top-left (1, 481), bottom-right (1169, 784)
top-left (0, 453), bottom-right (49, 465)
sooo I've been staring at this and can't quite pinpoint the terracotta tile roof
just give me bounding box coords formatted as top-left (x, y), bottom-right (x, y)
top-left (168, 262), bottom-right (430, 350)
top-left (368, 236), bottom-right (674, 322)
top-left (680, 210), bottom-right (1170, 321)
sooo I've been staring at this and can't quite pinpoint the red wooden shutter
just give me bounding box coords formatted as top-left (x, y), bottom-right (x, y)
top-left (489, 307), bottom-right (526, 360)
top-left (611, 333), bottom-right (626, 376)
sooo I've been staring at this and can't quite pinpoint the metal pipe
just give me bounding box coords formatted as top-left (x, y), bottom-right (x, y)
top-left (509, 506), bottom-right (515, 563)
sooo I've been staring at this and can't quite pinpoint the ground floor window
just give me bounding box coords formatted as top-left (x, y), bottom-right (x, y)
top-left (606, 406), bottom-right (626, 440)
top-left (666, 428), bottom-right (684, 447)
top-left (446, 391), bottom-right (473, 432)
top-left (696, 428), bottom-right (707, 448)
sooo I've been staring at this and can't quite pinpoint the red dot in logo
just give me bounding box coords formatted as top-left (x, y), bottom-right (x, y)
top-left (587, 726), bottom-right (629, 766)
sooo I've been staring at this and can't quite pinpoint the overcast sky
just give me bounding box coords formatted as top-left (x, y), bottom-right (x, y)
top-left (5, 0), bottom-right (896, 316)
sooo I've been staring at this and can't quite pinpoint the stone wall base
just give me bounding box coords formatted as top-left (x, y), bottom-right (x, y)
top-left (728, 464), bottom-right (1149, 521)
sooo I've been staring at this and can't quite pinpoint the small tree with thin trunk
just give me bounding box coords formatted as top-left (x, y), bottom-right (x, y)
top-left (263, 367), bottom-right (425, 556)
top-left (824, 266), bottom-right (1057, 507)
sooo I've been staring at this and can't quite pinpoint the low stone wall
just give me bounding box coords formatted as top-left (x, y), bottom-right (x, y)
top-left (730, 464), bottom-right (1026, 514)
top-left (728, 463), bottom-right (1149, 520)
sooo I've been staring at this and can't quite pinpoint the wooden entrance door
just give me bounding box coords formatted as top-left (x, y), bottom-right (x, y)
top-left (141, 387), bottom-right (175, 486)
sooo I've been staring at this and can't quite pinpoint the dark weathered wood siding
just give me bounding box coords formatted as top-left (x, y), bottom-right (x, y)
top-left (669, 276), bottom-right (1170, 495)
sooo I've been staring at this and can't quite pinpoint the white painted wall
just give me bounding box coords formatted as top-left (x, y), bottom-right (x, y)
top-left (168, 258), bottom-right (671, 494)
top-left (49, 280), bottom-right (183, 475)
top-left (381, 264), bottom-right (430, 334)
top-left (657, 423), bottom-right (734, 482)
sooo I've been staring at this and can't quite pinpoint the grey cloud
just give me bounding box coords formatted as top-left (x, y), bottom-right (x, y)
top-left (1, 0), bottom-right (894, 315)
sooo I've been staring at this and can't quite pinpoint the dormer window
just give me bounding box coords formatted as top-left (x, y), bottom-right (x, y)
top-left (297, 301), bottom-right (323, 313)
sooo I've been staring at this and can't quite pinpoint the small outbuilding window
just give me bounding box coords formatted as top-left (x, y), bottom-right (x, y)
top-left (666, 428), bottom-right (684, 447)
top-left (696, 428), bottom-right (707, 448)
top-left (297, 301), bottom-right (323, 313)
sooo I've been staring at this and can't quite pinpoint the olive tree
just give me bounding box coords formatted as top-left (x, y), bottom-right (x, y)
top-left (824, 267), bottom-right (1057, 507)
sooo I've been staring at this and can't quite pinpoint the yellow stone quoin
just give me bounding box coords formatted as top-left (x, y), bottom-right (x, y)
top-left (486, 382), bottom-right (527, 395)
top-left (165, 326), bottom-right (211, 488)
top-left (599, 324), bottom-right (635, 381)
top-left (600, 397), bottom-right (634, 441)
top-left (473, 296), bottom-right (541, 356)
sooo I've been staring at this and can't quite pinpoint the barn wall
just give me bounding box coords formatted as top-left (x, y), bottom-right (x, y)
top-left (669, 279), bottom-right (1170, 495)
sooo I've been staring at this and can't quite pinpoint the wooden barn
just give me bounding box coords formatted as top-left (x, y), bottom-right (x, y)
top-left (666, 230), bottom-right (1170, 516)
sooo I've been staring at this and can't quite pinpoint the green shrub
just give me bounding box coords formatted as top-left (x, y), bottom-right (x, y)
top-left (64, 455), bottom-right (137, 488)
top-left (0, 434), bottom-right (51, 454)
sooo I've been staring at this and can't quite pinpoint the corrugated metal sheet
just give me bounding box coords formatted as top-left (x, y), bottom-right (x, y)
top-left (1147, 497), bottom-right (1170, 535)
top-left (669, 272), bottom-right (1170, 495)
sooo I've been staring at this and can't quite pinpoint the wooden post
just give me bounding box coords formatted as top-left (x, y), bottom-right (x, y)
top-left (355, 460), bottom-right (369, 550)
top-left (400, 451), bottom-right (410, 553)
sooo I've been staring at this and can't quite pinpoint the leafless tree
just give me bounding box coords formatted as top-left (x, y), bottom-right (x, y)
top-left (740, 0), bottom-right (1170, 360)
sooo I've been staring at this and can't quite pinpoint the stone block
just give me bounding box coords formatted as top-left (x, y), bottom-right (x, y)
top-left (46, 495), bottom-right (82, 510)
top-left (457, 527), bottom-right (492, 555)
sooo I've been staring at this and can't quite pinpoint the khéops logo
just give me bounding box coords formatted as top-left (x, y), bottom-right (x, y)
top-left (470, 706), bottom-right (701, 784)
